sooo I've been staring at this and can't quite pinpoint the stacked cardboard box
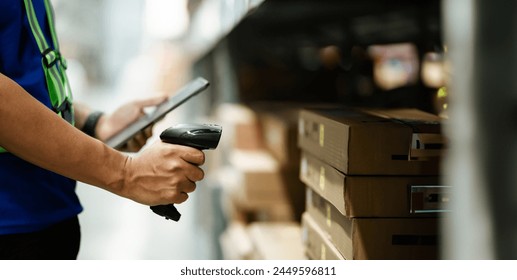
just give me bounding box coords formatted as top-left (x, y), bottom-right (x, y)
top-left (298, 107), bottom-right (448, 260)
top-left (217, 151), bottom-right (295, 222)
top-left (216, 103), bottom-right (307, 259)
top-left (216, 103), bottom-right (306, 223)
top-left (219, 221), bottom-right (306, 260)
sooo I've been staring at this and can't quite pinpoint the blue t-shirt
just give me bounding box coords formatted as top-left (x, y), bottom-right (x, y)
top-left (0, 0), bottom-right (83, 234)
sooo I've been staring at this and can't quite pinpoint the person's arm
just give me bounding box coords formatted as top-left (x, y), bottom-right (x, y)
top-left (0, 73), bottom-right (204, 205)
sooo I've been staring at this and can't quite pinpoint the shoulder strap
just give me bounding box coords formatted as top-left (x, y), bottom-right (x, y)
top-left (0, 0), bottom-right (75, 153)
top-left (23, 0), bottom-right (74, 125)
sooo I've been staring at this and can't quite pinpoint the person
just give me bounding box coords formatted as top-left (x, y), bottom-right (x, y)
top-left (0, 0), bottom-right (205, 259)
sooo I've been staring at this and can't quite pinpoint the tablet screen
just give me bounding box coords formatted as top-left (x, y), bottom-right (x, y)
top-left (105, 77), bottom-right (210, 149)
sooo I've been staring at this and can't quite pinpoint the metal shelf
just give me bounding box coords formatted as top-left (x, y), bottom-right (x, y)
top-left (183, 0), bottom-right (265, 61)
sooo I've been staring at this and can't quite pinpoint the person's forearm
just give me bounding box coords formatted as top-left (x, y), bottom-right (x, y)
top-left (0, 73), bottom-right (126, 194)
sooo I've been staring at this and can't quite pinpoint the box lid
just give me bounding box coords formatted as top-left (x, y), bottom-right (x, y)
top-left (298, 107), bottom-right (444, 175)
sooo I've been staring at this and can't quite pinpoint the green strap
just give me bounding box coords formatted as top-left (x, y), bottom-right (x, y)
top-left (42, 0), bottom-right (74, 112)
top-left (1, 0), bottom-right (74, 154)
top-left (23, 0), bottom-right (74, 123)
top-left (43, 0), bottom-right (60, 51)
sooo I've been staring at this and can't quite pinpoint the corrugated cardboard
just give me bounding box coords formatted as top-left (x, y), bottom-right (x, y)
top-left (222, 192), bottom-right (295, 223)
top-left (256, 106), bottom-right (301, 168)
top-left (220, 221), bottom-right (307, 260)
top-left (298, 107), bottom-right (443, 175)
top-left (217, 150), bottom-right (298, 222)
top-left (300, 151), bottom-right (445, 217)
top-left (223, 150), bottom-right (289, 205)
top-left (248, 222), bottom-right (306, 260)
top-left (219, 222), bottom-right (254, 260)
top-left (302, 213), bottom-right (345, 260)
top-left (254, 104), bottom-right (309, 221)
top-left (251, 102), bottom-right (336, 166)
top-left (216, 103), bottom-right (263, 151)
top-left (306, 187), bottom-right (439, 260)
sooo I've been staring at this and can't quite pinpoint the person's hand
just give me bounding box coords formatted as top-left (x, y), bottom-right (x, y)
top-left (96, 96), bottom-right (167, 152)
top-left (118, 141), bottom-right (205, 206)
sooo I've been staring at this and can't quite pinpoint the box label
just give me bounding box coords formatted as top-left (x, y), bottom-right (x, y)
top-left (326, 203), bottom-right (332, 228)
top-left (319, 166), bottom-right (325, 191)
top-left (319, 124), bottom-right (325, 147)
top-left (410, 185), bottom-right (451, 213)
top-left (410, 133), bottom-right (445, 160)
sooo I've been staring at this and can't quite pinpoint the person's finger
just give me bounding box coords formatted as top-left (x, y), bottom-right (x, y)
top-left (185, 166), bottom-right (204, 182)
top-left (125, 138), bottom-right (140, 153)
top-left (181, 180), bottom-right (197, 194)
top-left (175, 146), bottom-right (205, 166)
top-left (119, 142), bottom-right (129, 151)
top-left (133, 131), bottom-right (147, 147)
top-left (173, 192), bottom-right (189, 204)
top-left (161, 180), bottom-right (194, 204)
top-left (143, 126), bottom-right (153, 139)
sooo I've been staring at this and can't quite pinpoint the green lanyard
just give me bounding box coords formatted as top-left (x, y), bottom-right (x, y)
top-left (23, 0), bottom-right (74, 125)
top-left (0, 0), bottom-right (74, 153)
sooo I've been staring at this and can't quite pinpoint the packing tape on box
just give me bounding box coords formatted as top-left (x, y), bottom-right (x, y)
top-left (319, 124), bottom-right (325, 147)
top-left (300, 157), bottom-right (308, 177)
top-left (326, 203), bottom-right (332, 228)
top-left (298, 118), bottom-right (305, 137)
top-left (319, 166), bottom-right (325, 191)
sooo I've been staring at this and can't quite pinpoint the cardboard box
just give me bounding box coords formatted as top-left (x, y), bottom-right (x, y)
top-left (255, 105), bottom-right (302, 169)
top-left (298, 107), bottom-right (444, 175)
top-left (306, 188), bottom-right (439, 260)
top-left (216, 103), bottom-right (263, 151)
top-left (220, 221), bottom-right (306, 260)
top-left (223, 150), bottom-right (290, 205)
top-left (221, 190), bottom-right (295, 223)
top-left (300, 151), bottom-right (448, 217)
top-left (217, 150), bottom-right (299, 222)
top-left (302, 212), bottom-right (345, 260)
top-left (220, 222), bottom-right (254, 260)
top-left (247, 222), bottom-right (306, 260)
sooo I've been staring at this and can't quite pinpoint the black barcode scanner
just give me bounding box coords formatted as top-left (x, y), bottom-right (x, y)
top-left (150, 124), bottom-right (222, 221)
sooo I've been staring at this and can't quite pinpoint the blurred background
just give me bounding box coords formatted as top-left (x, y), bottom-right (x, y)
top-left (50, 0), bottom-right (513, 260)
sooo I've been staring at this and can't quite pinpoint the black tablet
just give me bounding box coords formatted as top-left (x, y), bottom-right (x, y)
top-left (106, 77), bottom-right (210, 149)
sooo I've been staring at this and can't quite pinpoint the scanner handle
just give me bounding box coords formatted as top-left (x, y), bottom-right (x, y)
top-left (150, 124), bottom-right (221, 221)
